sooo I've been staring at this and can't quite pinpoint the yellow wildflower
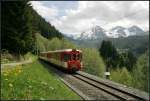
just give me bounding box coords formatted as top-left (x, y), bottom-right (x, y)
top-left (18, 70), bottom-right (22, 73)
top-left (14, 73), bottom-right (18, 76)
top-left (9, 83), bottom-right (13, 87)
top-left (5, 79), bottom-right (8, 81)
top-left (3, 73), bottom-right (8, 76)
top-left (41, 81), bottom-right (47, 85)
top-left (28, 85), bottom-right (32, 89)
top-left (16, 65), bottom-right (22, 70)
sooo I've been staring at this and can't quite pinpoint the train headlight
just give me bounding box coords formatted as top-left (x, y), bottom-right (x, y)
top-left (64, 62), bottom-right (67, 67)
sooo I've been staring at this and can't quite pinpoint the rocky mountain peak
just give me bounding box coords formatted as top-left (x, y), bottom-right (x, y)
top-left (111, 26), bottom-right (126, 31)
top-left (127, 25), bottom-right (144, 35)
top-left (65, 25), bottom-right (147, 40)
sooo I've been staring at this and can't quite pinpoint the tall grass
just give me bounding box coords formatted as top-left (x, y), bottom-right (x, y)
top-left (1, 61), bottom-right (81, 100)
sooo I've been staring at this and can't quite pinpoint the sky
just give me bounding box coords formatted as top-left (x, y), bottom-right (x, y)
top-left (30, 1), bottom-right (149, 35)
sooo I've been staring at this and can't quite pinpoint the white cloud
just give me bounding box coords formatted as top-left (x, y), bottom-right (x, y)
top-left (30, 1), bottom-right (149, 35)
top-left (55, 1), bottom-right (149, 35)
top-left (30, 1), bottom-right (58, 22)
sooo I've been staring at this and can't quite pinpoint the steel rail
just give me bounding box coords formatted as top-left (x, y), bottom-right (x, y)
top-left (74, 72), bottom-right (147, 100)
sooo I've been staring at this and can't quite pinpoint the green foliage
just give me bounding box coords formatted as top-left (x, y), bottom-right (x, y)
top-left (24, 52), bottom-right (38, 62)
top-left (1, 1), bottom-right (63, 56)
top-left (99, 40), bottom-right (119, 69)
top-left (1, 1), bottom-right (34, 55)
top-left (132, 50), bottom-right (149, 92)
top-left (36, 33), bottom-right (105, 77)
top-left (1, 49), bottom-right (14, 63)
top-left (99, 40), bottom-right (136, 71)
top-left (110, 67), bottom-right (133, 86)
top-left (110, 51), bottom-right (149, 92)
top-left (30, 8), bottom-right (63, 39)
top-left (36, 33), bottom-right (77, 52)
top-left (119, 50), bottom-right (137, 71)
top-left (1, 49), bottom-right (33, 63)
top-left (74, 34), bottom-right (149, 57)
top-left (1, 61), bottom-right (81, 100)
top-left (106, 35), bottom-right (149, 57)
top-left (47, 38), bottom-right (77, 51)
top-left (47, 38), bottom-right (63, 50)
top-left (36, 33), bottom-right (48, 52)
top-left (80, 48), bottom-right (105, 77)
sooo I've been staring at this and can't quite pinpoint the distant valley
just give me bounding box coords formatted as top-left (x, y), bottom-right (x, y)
top-left (63, 25), bottom-right (149, 57)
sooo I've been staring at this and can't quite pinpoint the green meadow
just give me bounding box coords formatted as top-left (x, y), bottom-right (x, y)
top-left (1, 61), bottom-right (81, 100)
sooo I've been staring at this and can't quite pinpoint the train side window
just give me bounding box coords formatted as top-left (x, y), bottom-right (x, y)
top-left (64, 54), bottom-right (71, 61)
top-left (47, 53), bottom-right (51, 58)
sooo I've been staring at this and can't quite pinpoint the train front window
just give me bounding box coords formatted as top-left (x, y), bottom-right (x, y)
top-left (64, 54), bottom-right (71, 61)
top-left (72, 54), bottom-right (81, 60)
top-left (73, 54), bottom-right (76, 60)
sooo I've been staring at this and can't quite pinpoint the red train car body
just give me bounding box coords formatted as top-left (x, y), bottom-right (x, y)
top-left (39, 49), bottom-right (83, 72)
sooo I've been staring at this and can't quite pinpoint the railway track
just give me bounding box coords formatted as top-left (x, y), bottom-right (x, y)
top-left (74, 71), bottom-right (149, 100)
top-left (40, 60), bottom-right (149, 100)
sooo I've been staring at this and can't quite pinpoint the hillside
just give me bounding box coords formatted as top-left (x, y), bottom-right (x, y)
top-left (36, 33), bottom-right (105, 77)
top-left (1, 1), bottom-right (63, 56)
top-left (31, 9), bottom-right (63, 39)
top-left (105, 35), bottom-right (149, 56)
top-left (65, 34), bottom-right (149, 57)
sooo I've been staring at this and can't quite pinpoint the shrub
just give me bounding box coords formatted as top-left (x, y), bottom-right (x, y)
top-left (132, 51), bottom-right (149, 92)
top-left (36, 33), bottom-right (106, 77)
top-left (110, 67), bottom-right (133, 86)
top-left (80, 48), bottom-right (105, 77)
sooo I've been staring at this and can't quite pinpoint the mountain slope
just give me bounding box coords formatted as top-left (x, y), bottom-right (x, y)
top-left (1, 1), bottom-right (64, 55)
top-left (105, 34), bottom-right (149, 56)
top-left (77, 26), bottom-right (107, 40)
top-left (109, 25), bottom-right (145, 38)
top-left (69, 25), bottom-right (147, 40)
top-left (64, 33), bottom-right (149, 57)
top-left (31, 9), bottom-right (63, 39)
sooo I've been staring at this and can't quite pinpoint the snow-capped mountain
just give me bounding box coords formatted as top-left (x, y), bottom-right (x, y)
top-left (76, 25), bottom-right (146, 39)
top-left (127, 26), bottom-right (145, 36)
top-left (108, 26), bottom-right (145, 38)
top-left (77, 25), bottom-right (107, 40)
top-left (64, 25), bottom-right (146, 40)
top-left (109, 26), bottom-right (128, 38)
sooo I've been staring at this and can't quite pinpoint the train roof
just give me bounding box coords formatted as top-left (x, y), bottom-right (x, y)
top-left (40, 49), bottom-right (82, 54)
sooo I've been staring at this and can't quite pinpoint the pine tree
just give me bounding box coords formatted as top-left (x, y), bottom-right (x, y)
top-left (2, 1), bottom-right (34, 55)
top-left (132, 50), bottom-right (149, 92)
top-left (99, 40), bottom-right (119, 69)
top-left (126, 50), bottom-right (136, 71)
top-left (1, 1), bottom-right (63, 57)
top-left (118, 50), bottom-right (136, 71)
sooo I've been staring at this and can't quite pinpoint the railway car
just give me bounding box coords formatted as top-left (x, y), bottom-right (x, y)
top-left (39, 49), bottom-right (83, 73)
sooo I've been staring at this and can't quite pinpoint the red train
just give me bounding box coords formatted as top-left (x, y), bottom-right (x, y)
top-left (39, 49), bottom-right (83, 73)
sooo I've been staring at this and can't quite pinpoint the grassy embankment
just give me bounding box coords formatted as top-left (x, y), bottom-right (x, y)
top-left (36, 33), bottom-right (106, 78)
top-left (1, 33), bottom-right (105, 99)
top-left (1, 51), bottom-right (37, 64)
top-left (1, 61), bottom-right (81, 100)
